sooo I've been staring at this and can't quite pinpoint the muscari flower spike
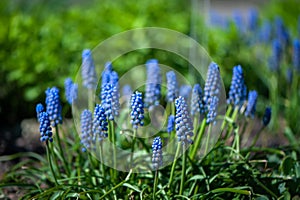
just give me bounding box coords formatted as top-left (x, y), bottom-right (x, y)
top-left (227, 65), bottom-right (247, 107)
top-left (36, 103), bottom-right (44, 122)
top-left (45, 87), bottom-right (62, 127)
top-left (144, 59), bottom-right (162, 108)
top-left (166, 71), bottom-right (179, 102)
top-left (152, 136), bottom-right (163, 170)
top-left (64, 78), bottom-right (78, 105)
top-left (263, 107), bottom-right (271, 126)
top-left (191, 84), bottom-right (205, 116)
top-left (39, 112), bottom-right (53, 142)
top-left (259, 21), bottom-right (271, 43)
top-left (93, 104), bottom-right (108, 142)
top-left (167, 115), bottom-right (175, 134)
top-left (82, 49), bottom-right (97, 90)
top-left (102, 84), bottom-right (120, 120)
top-left (245, 90), bottom-right (258, 118)
top-left (175, 96), bottom-right (193, 145)
top-left (207, 96), bottom-right (219, 124)
top-left (130, 91), bottom-right (144, 129)
top-left (268, 39), bottom-right (282, 72)
top-left (274, 16), bottom-right (290, 48)
top-left (248, 8), bottom-right (258, 32)
top-left (293, 39), bottom-right (300, 72)
top-left (122, 84), bottom-right (132, 106)
top-left (80, 109), bottom-right (93, 152)
top-left (179, 85), bottom-right (192, 101)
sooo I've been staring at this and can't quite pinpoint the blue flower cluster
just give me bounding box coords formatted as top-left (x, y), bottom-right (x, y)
top-left (144, 59), bottom-right (161, 108)
top-left (245, 90), bottom-right (258, 118)
top-left (166, 71), bottom-right (179, 102)
top-left (45, 87), bottom-right (62, 127)
top-left (64, 78), bottom-right (78, 105)
top-left (274, 17), bottom-right (290, 48)
top-left (227, 65), bottom-right (247, 107)
top-left (175, 96), bottom-right (193, 145)
top-left (39, 112), bottom-right (53, 142)
top-left (82, 49), bottom-right (97, 90)
top-left (152, 136), bottom-right (163, 170)
top-left (263, 107), bottom-right (272, 126)
top-left (179, 85), bottom-right (192, 101)
top-left (167, 115), bottom-right (175, 133)
top-left (191, 84), bottom-right (205, 116)
top-left (80, 109), bottom-right (93, 152)
top-left (268, 39), bottom-right (282, 72)
top-left (93, 104), bottom-right (108, 142)
top-left (203, 62), bottom-right (221, 124)
top-left (122, 84), bottom-right (132, 106)
top-left (36, 103), bottom-right (44, 122)
top-left (293, 39), bottom-right (300, 72)
top-left (130, 91), bottom-right (144, 129)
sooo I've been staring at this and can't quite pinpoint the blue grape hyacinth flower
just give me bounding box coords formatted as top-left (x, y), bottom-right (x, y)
top-left (179, 85), bottom-right (192, 101)
top-left (245, 90), bottom-right (258, 118)
top-left (145, 59), bottom-right (161, 108)
top-left (248, 8), bottom-right (258, 32)
top-left (207, 96), bottom-right (219, 124)
top-left (80, 109), bottom-right (93, 152)
top-left (263, 107), bottom-right (272, 126)
top-left (166, 71), bottom-right (179, 102)
top-left (274, 16), bottom-right (290, 48)
top-left (64, 78), bottom-right (78, 105)
top-left (93, 104), bottom-right (108, 142)
top-left (191, 84), bottom-right (205, 116)
top-left (39, 112), bottom-right (53, 142)
top-left (167, 115), bottom-right (175, 133)
top-left (45, 87), bottom-right (62, 127)
top-left (293, 39), bottom-right (300, 72)
top-left (259, 21), bottom-right (271, 43)
top-left (82, 49), bottom-right (97, 90)
top-left (36, 103), bottom-right (44, 122)
top-left (130, 91), bottom-right (144, 129)
top-left (268, 39), bottom-right (282, 72)
top-left (102, 84), bottom-right (120, 120)
top-left (152, 136), bottom-right (163, 170)
top-left (227, 65), bottom-right (246, 107)
top-left (175, 96), bottom-right (193, 145)
top-left (203, 62), bottom-right (221, 112)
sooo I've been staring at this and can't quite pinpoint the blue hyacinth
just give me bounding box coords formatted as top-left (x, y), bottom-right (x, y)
top-left (130, 91), bottom-right (144, 129)
top-left (293, 39), bottom-right (300, 72)
top-left (82, 49), bottom-right (97, 90)
top-left (263, 107), bottom-right (272, 126)
top-left (179, 85), bottom-right (192, 101)
top-left (268, 39), bottom-right (282, 72)
top-left (152, 136), bottom-right (163, 170)
top-left (36, 103), bottom-right (44, 122)
top-left (93, 104), bottom-right (108, 142)
top-left (245, 90), bottom-right (258, 118)
top-left (191, 84), bottom-right (205, 116)
top-left (286, 69), bottom-right (293, 84)
top-left (64, 78), bottom-right (78, 105)
top-left (248, 8), bottom-right (258, 32)
top-left (167, 115), bottom-right (175, 133)
top-left (274, 17), bottom-right (290, 48)
top-left (39, 112), bottom-right (53, 142)
top-left (206, 96), bottom-right (219, 124)
top-left (144, 59), bottom-right (161, 108)
top-left (45, 87), bottom-right (62, 127)
top-left (259, 21), bottom-right (271, 43)
top-left (233, 11), bottom-right (244, 34)
top-left (80, 109), bottom-right (93, 152)
top-left (122, 84), bottom-right (132, 106)
top-left (102, 84), bottom-right (120, 120)
top-left (166, 71), bottom-right (179, 102)
top-left (175, 96), bottom-right (193, 145)
top-left (227, 65), bottom-right (247, 107)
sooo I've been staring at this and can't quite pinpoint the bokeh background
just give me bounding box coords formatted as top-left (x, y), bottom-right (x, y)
top-left (1, 0), bottom-right (300, 155)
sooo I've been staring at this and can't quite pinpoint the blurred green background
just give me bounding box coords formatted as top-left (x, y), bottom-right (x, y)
top-left (1, 0), bottom-right (300, 151)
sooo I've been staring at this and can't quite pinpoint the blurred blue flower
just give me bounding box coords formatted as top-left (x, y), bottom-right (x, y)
top-left (286, 68), bottom-right (293, 84)
top-left (152, 136), bottom-right (163, 170)
top-left (191, 84), bottom-right (205, 116)
top-left (130, 91), bottom-right (144, 129)
top-left (166, 71), bottom-right (179, 102)
top-left (39, 112), bottom-right (53, 143)
top-left (82, 49), bottom-right (97, 90)
top-left (175, 96), bottom-right (193, 145)
top-left (167, 115), bottom-right (175, 133)
top-left (179, 85), bottom-right (192, 101)
top-left (122, 84), bottom-right (132, 106)
top-left (268, 39), bottom-right (282, 72)
top-left (93, 104), bottom-right (108, 142)
top-left (80, 109), bottom-right (93, 152)
top-left (145, 59), bottom-right (161, 108)
top-left (64, 78), bottom-right (78, 105)
top-left (36, 103), bottom-right (44, 122)
top-left (259, 21), bottom-right (271, 43)
top-left (233, 10), bottom-right (244, 34)
top-left (227, 65), bottom-right (247, 107)
top-left (263, 107), bottom-right (272, 126)
top-left (245, 90), bottom-right (258, 118)
top-left (248, 8), bottom-right (258, 32)
top-left (293, 39), bottom-right (300, 72)
top-left (274, 16), bottom-right (290, 48)
top-left (45, 87), bottom-right (62, 127)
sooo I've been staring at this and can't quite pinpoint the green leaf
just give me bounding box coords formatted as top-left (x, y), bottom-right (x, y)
top-left (279, 156), bottom-right (295, 175)
top-left (122, 183), bottom-right (141, 193)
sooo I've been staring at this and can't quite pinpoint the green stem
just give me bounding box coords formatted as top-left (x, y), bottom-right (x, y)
top-left (100, 144), bottom-right (105, 176)
top-left (250, 126), bottom-right (265, 147)
top-left (153, 170), bottom-right (158, 200)
top-left (88, 89), bottom-right (94, 114)
top-left (168, 143), bottom-right (181, 189)
top-left (221, 105), bottom-right (232, 132)
top-left (110, 120), bottom-right (117, 178)
top-left (234, 126), bottom-right (240, 160)
top-left (225, 106), bottom-right (239, 140)
top-left (190, 118), bottom-right (207, 160)
top-left (46, 142), bottom-right (59, 185)
top-left (130, 128), bottom-right (137, 167)
top-left (179, 144), bottom-right (186, 195)
top-left (204, 124), bottom-right (212, 155)
top-left (55, 126), bottom-right (70, 176)
top-left (76, 154), bottom-right (81, 185)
